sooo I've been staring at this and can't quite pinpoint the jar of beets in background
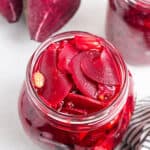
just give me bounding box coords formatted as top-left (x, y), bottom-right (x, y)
top-left (18, 31), bottom-right (135, 150)
top-left (106, 0), bottom-right (150, 65)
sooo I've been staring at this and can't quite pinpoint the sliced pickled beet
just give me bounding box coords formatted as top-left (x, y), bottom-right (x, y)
top-left (58, 42), bottom-right (78, 73)
top-left (75, 35), bottom-right (103, 51)
top-left (81, 49), bottom-right (120, 85)
top-left (93, 135), bottom-right (114, 150)
top-left (61, 107), bottom-right (87, 115)
top-left (69, 52), bottom-right (97, 98)
top-left (62, 93), bottom-right (103, 114)
top-left (33, 44), bottom-right (72, 107)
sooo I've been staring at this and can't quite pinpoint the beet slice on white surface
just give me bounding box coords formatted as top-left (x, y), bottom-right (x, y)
top-left (25, 0), bottom-right (80, 42)
top-left (0, 0), bottom-right (22, 22)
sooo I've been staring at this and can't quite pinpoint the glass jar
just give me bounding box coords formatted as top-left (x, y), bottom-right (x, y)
top-left (106, 0), bottom-right (150, 65)
top-left (18, 31), bottom-right (135, 150)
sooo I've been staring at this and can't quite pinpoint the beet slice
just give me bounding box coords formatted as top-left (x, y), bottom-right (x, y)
top-left (81, 49), bottom-right (121, 85)
top-left (64, 93), bottom-right (103, 112)
top-left (61, 107), bottom-right (87, 115)
top-left (97, 84), bottom-right (120, 108)
top-left (58, 42), bottom-right (78, 73)
top-left (75, 35), bottom-right (103, 51)
top-left (0, 0), bottom-right (22, 22)
top-left (25, 0), bottom-right (80, 42)
top-left (61, 93), bottom-right (103, 115)
top-left (144, 18), bottom-right (150, 30)
top-left (33, 44), bottom-right (72, 107)
top-left (69, 52), bottom-right (97, 98)
top-left (33, 71), bottom-right (45, 88)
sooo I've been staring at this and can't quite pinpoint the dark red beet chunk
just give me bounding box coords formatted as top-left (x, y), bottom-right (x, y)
top-left (26, 0), bottom-right (81, 42)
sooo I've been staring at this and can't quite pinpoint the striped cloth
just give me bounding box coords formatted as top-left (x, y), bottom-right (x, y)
top-left (121, 99), bottom-right (150, 150)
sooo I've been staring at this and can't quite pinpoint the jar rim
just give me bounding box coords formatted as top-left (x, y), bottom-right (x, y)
top-left (26, 31), bottom-right (129, 127)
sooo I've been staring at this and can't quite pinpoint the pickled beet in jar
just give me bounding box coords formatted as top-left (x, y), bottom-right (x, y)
top-left (106, 0), bottom-right (150, 65)
top-left (18, 31), bottom-right (135, 150)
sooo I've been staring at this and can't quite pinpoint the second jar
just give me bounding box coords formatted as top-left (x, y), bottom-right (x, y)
top-left (106, 0), bottom-right (150, 65)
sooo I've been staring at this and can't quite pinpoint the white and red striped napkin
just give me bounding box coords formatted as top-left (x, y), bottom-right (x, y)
top-left (121, 98), bottom-right (150, 150)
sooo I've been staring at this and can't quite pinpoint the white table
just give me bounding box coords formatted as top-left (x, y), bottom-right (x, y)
top-left (0, 0), bottom-right (149, 149)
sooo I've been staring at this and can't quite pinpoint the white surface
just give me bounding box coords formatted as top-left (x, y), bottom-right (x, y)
top-left (0, 0), bottom-right (149, 149)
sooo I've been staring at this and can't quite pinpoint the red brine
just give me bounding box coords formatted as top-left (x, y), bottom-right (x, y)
top-left (18, 31), bottom-right (135, 150)
top-left (106, 0), bottom-right (150, 65)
